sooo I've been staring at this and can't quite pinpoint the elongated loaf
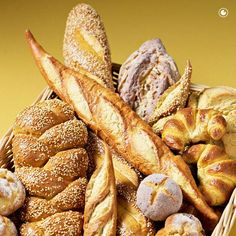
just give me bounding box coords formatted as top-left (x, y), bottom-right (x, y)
top-left (26, 30), bottom-right (219, 229)
top-left (84, 139), bottom-right (117, 235)
top-left (63, 3), bottom-right (114, 90)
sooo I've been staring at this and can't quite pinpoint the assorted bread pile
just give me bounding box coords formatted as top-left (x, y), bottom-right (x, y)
top-left (0, 3), bottom-right (235, 236)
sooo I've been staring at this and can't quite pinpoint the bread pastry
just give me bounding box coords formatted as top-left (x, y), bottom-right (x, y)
top-left (152, 115), bottom-right (173, 134)
top-left (83, 139), bottom-right (117, 235)
top-left (183, 144), bottom-right (236, 206)
top-left (20, 211), bottom-right (83, 236)
top-left (198, 86), bottom-right (236, 159)
top-left (118, 38), bottom-right (180, 122)
top-left (117, 191), bottom-right (155, 235)
top-left (0, 216), bottom-right (17, 236)
top-left (149, 60), bottom-right (191, 124)
top-left (63, 3), bottom-right (114, 90)
top-left (86, 132), bottom-right (141, 189)
top-left (26, 31), bottom-right (219, 227)
top-left (162, 107), bottom-right (227, 151)
top-left (12, 99), bottom-right (88, 235)
top-left (136, 174), bottom-right (183, 221)
top-left (156, 213), bottom-right (205, 236)
top-left (0, 168), bottom-right (25, 216)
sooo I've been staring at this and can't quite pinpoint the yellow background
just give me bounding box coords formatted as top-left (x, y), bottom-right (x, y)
top-left (0, 0), bottom-right (235, 234)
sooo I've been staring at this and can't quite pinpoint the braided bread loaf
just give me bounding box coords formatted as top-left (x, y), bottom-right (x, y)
top-left (12, 99), bottom-right (88, 235)
top-left (183, 144), bottom-right (236, 206)
top-left (162, 107), bottom-right (227, 151)
top-left (26, 31), bottom-right (219, 230)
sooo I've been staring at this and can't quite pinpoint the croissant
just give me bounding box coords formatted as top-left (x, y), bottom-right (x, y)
top-left (83, 139), bottom-right (117, 235)
top-left (162, 107), bottom-right (227, 151)
top-left (26, 30), bottom-right (219, 229)
top-left (12, 99), bottom-right (88, 235)
top-left (183, 144), bottom-right (236, 206)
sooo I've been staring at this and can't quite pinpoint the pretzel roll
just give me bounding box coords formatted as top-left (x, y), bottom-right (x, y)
top-left (0, 168), bottom-right (25, 216)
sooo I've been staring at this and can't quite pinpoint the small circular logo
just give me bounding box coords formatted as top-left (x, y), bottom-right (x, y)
top-left (218, 8), bottom-right (229, 18)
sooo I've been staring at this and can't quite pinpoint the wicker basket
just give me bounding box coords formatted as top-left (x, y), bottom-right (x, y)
top-left (0, 64), bottom-right (235, 236)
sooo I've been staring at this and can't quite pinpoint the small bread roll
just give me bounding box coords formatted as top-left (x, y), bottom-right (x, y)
top-left (156, 213), bottom-right (205, 236)
top-left (0, 216), bottom-right (17, 236)
top-left (136, 174), bottom-right (182, 221)
top-left (0, 168), bottom-right (25, 216)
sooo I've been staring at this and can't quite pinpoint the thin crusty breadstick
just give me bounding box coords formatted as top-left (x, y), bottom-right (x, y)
top-left (25, 30), bottom-right (219, 230)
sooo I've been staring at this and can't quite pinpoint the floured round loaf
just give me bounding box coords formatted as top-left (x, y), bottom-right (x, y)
top-left (118, 38), bottom-right (180, 121)
top-left (136, 174), bottom-right (183, 221)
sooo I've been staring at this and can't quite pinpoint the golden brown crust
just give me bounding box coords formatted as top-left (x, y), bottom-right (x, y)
top-left (20, 178), bottom-right (87, 222)
top-left (26, 31), bottom-right (219, 228)
top-left (183, 144), bottom-right (236, 206)
top-left (0, 168), bottom-right (25, 216)
top-left (20, 211), bottom-right (83, 236)
top-left (83, 140), bottom-right (117, 235)
top-left (162, 108), bottom-right (227, 151)
top-left (117, 195), bottom-right (155, 236)
top-left (0, 216), bottom-right (17, 236)
top-left (86, 132), bottom-right (141, 190)
top-left (149, 60), bottom-right (191, 124)
top-left (63, 3), bottom-right (114, 90)
top-left (12, 98), bottom-right (89, 233)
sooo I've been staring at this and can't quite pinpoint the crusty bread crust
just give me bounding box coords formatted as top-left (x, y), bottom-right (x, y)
top-left (25, 30), bottom-right (219, 230)
top-left (63, 3), bottom-right (114, 90)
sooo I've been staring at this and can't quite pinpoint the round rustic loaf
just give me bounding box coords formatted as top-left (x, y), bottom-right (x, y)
top-left (136, 174), bottom-right (183, 221)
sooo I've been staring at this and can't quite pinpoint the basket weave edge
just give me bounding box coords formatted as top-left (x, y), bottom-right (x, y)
top-left (0, 83), bottom-right (235, 236)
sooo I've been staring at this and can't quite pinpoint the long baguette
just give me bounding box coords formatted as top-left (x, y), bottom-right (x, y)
top-left (25, 30), bottom-right (219, 229)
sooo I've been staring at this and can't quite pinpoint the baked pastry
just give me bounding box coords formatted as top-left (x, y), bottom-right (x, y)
top-left (26, 31), bottom-right (219, 227)
top-left (0, 168), bottom-right (25, 216)
top-left (12, 99), bottom-right (88, 235)
top-left (152, 115), bottom-right (173, 134)
top-left (156, 213), bottom-right (205, 236)
top-left (136, 174), bottom-right (183, 221)
top-left (198, 86), bottom-right (236, 159)
top-left (83, 139), bottom-right (117, 235)
top-left (86, 132), bottom-right (141, 189)
top-left (117, 191), bottom-right (155, 235)
top-left (0, 216), bottom-right (17, 236)
top-left (20, 211), bottom-right (83, 236)
top-left (118, 38), bottom-right (180, 122)
top-left (149, 60), bottom-right (191, 124)
top-left (162, 107), bottom-right (227, 151)
top-left (63, 3), bottom-right (114, 90)
top-left (183, 144), bottom-right (236, 206)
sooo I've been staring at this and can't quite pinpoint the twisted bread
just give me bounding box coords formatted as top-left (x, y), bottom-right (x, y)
top-left (0, 216), bottom-right (17, 236)
top-left (12, 99), bottom-right (88, 235)
top-left (63, 3), bottom-right (114, 90)
top-left (162, 107), bottom-right (227, 151)
top-left (20, 211), bottom-right (83, 236)
top-left (0, 168), bottom-right (25, 216)
top-left (84, 139), bottom-right (117, 235)
top-left (183, 144), bottom-right (236, 206)
top-left (26, 31), bottom-right (219, 229)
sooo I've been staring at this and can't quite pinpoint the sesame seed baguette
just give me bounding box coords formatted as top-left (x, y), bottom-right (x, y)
top-left (26, 30), bottom-right (219, 230)
top-left (63, 3), bottom-right (114, 90)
